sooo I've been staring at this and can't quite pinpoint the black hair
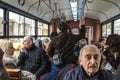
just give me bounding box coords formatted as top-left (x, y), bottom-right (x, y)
top-left (106, 34), bottom-right (120, 53)
top-left (25, 35), bottom-right (33, 42)
top-left (98, 38), bottom-right (105, 42)
top-left (106, 34), bottom-right (120, 47)
top-left (49, 32), bottom-right (58, 39)
top-left (57, 22), bottom-right (69, 33)
top-left (84, 37), bottom-right (88, 44)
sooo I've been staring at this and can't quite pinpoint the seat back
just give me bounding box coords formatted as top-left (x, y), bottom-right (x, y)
top-left (6, 68), bottom-right (21, 80)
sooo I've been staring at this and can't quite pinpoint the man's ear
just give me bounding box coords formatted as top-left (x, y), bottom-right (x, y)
top-left (30, 40), bottom-right (33, 45)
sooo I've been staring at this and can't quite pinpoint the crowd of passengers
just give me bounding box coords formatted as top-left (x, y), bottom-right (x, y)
top-left (0, 21), bottom-right (120, 80)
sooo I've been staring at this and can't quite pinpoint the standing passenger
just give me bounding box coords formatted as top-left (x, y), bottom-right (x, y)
top-left (40, 20), bottom-right (85, 80)
top-left (48, 21), bottom-right (85, 65)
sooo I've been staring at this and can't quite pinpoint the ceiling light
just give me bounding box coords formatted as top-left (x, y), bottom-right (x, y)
top-left (70, 1), bottom-right (78, 21)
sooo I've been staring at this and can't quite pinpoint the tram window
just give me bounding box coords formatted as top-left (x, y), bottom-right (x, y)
top-left (38, 22), bottom-right (48, 35)
top-left (25, 17), bottom-right (35, 35)
top-left (102, 23), bottom-right (111, 37)
top-left (43, 23), bottom-right (48, 35)
top-left (114, 19), bottom-right (120, 35)
top-left (9, 12), bottom-right (24, 36)
top-left (0, 8), bottom-right (4, 36)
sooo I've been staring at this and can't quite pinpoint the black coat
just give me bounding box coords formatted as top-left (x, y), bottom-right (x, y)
top-left (113, 64), bottom-right (120, 80)
top-left (17, 45), bottom-right (47, 78)
top-left (48, 27), bottom-right (85, 64)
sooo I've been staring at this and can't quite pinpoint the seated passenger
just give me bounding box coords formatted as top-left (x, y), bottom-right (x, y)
top-left (42, 38), bottom-right (50, 52)
top-left (63, 45), bottom-right (114, 80)
top-left (17, 35), bottom-right (47, 79)
top-left (0, 39), bottom-right (17, 68)
top-left (0, 39), bottom-right (37, 80)
top-left (94, 42), bottom-right (103, 53)
top-left (98, 38), bottom-right (105, 47)
top-left (34, 38), bottom-right (42, 48)
top-left (0, 48), bottom-right (10, 80)
top-left (103, 34), bottom-right (120, 74)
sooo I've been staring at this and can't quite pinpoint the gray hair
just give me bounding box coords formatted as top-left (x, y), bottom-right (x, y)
top-left (24, 35), bottom-right (33, 42)
top-left (79, 45), bottom-right (101, 57)
top-left (0, 39), bottom-right (13, 53)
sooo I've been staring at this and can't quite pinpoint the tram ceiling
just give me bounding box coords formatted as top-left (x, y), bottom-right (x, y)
top-left (1, 0), bottom-right (120, 22)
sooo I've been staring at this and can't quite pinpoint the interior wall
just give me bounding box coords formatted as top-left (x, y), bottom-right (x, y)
top-left (80, 17), bottom-right (101, 42)
top-left (67, 20), bottom-right (79, 29)
top-left (49, 18), bottom-right (101, 43)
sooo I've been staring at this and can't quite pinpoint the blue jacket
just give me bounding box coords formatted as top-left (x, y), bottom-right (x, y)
top-left (63, 66), bottom-right (114, 80)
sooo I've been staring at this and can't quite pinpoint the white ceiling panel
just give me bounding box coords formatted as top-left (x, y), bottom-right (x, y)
top-left (1, 0), bottom-right (120, 22)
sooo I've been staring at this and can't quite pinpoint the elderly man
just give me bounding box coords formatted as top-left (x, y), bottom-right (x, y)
top-left (17, 35), bottom-right (47, 79)
top-left (63, 45), bottom-right (114, 80)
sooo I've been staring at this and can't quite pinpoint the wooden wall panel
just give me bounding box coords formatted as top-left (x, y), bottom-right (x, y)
top-left (49, 17), bottom-right (101, 42)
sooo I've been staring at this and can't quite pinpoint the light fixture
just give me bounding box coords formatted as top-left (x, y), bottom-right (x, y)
top-left (70, 0), bottom-right (78, 21)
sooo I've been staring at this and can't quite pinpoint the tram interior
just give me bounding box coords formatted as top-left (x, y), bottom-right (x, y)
top-left (0, 0), bottom-right (120, 41)
top-left (0, 0), bottom-right (120, 80)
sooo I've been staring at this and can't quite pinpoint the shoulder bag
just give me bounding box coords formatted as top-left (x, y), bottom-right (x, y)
top-left (52, 37), bottom-right (70, 66)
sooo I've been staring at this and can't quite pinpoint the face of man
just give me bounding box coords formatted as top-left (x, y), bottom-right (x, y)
top-left (23, 36), bottom-right (32, 49)
top-left (79, 45), bottom-right (101, 77)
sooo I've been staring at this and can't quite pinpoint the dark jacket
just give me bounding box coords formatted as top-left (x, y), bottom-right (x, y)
top-left (17, 45), bottom-right (47, 78)
top-left (48, 27), bottom-right (85, 64)
top-left (103, 48), bottom-right (120, 69)
top-left (113, 64), bottom-right (120, 80)
top-left (63, 66), bottom-right (114, 80)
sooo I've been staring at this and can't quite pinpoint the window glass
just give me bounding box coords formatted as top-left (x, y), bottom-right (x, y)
top-left (38, 22), bottom-right (48, 35)
top-left (25, 17), bottom-right (35, 35)
top-left (114, 19), bottom-right (120, 35)
top-left (0, 8), bottom-right (4, 36)
top-left (102, 23), bottom-right (111, 37)
top-left (9, 12), bottom-right (24, 36)
top-left (38, 22), bottom-right (43, 35)
top-left (43, 23), bottom-right (48, 35)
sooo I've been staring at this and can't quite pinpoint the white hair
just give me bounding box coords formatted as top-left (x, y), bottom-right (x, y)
top-left (79, 44), bottom-right (101, 57)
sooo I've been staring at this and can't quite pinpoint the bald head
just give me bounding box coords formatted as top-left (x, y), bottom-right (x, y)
top-left (23, 35), bottom-right (33, 49)
top-left (24, 35), bottom-right (33, 42)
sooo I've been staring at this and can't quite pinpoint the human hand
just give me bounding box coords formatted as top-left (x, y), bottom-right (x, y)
top-left (20, 46), bottom-right (26, 53)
